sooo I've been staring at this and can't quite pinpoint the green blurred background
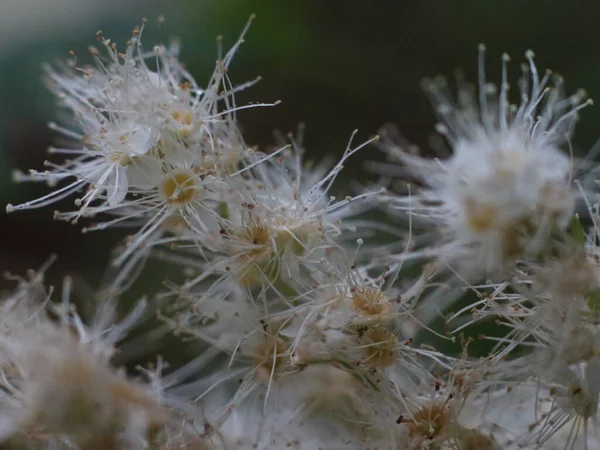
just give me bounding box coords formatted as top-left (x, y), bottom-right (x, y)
top-left (1, 0), bottom-right (599, 286)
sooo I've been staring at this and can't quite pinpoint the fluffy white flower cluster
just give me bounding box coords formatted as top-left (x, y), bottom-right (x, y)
top-left (4, 17), bottom-right (600, 450)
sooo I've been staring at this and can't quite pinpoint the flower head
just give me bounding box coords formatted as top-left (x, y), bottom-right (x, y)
top-left (379, 46), bottom-right (591, 277)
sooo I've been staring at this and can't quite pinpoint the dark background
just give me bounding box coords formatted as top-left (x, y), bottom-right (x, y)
top-left (1, 0), bottom-right (599, 286)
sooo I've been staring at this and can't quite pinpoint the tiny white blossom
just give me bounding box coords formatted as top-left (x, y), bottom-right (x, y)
top-left (379, 47), bottom-right (591, 277)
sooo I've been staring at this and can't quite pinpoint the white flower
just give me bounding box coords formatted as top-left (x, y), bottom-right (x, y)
top-left (141, 131), bottom-right (381, 300)
top-left (467, 374), bottom-right (600, 450)
top-left (209, 136), bottom-right (379, 287)
top-left (0, 273), bottom-right (169, 447)
top-left (380, 46), bottom-right (591, 277)
top-left (6, 18), bottom-right (273, 227)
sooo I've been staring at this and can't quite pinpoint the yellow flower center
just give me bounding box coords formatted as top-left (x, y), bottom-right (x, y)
top-left (159, 170), bottom-right (198, 205)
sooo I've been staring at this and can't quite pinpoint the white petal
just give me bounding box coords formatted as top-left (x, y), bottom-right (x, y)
top-left (126, 156), bottom-right (162, 190)
top-left (127, 126), bottom-right (157, 156)
top-left (107, 164), bottom-right (128, 207)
